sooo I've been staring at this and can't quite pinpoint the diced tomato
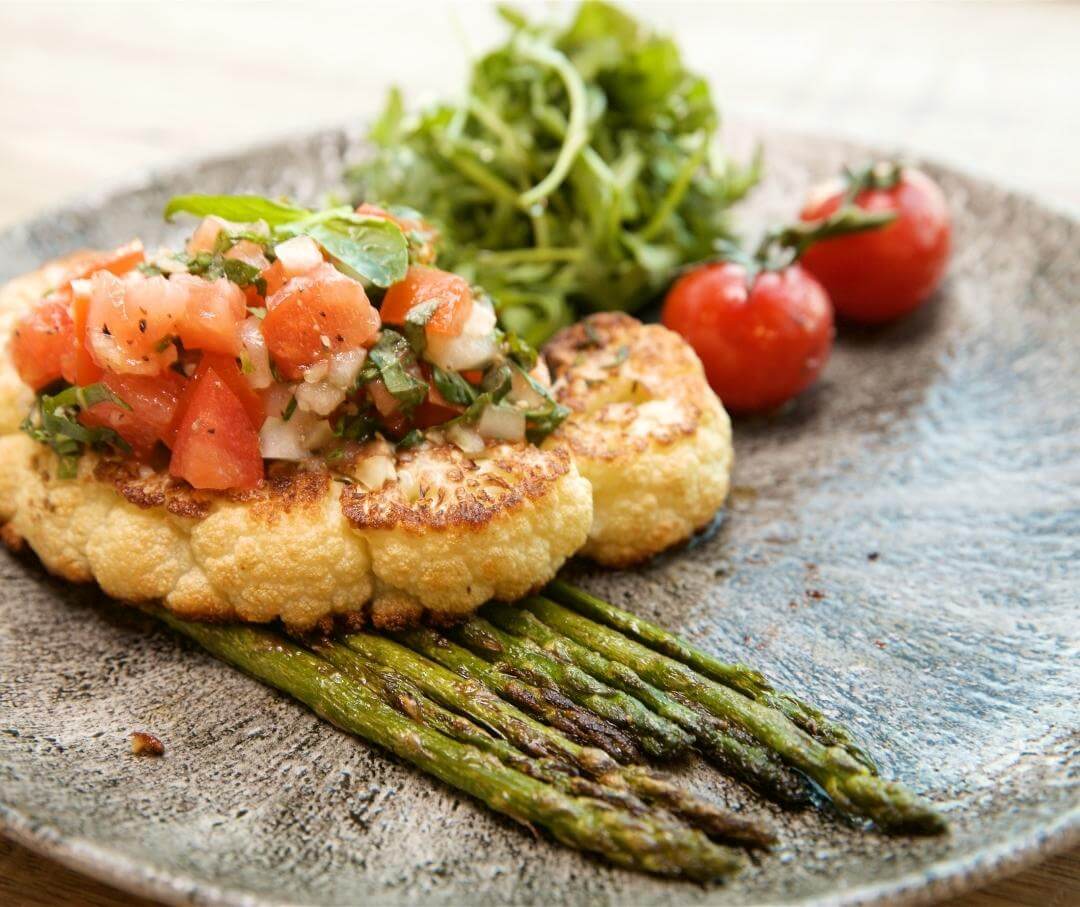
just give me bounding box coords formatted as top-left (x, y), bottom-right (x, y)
top-left (81, 370), bottom-right (189, 459)
top-left (197, 353), bottom-right (264, 429)
top-left (62, 240), bottom-right (145, 284)
top-left (262, 263), bottom-right (380, 380)
top-left (260, 260), bottom-right (287, 298)
top-left (380, 266), bottom-right (473, 337)
top-left (172, 273), bottom-right (246, 356)
top-left (60, 282), bottom-right (104, 386)
top-left (412, 366), bottom-right (464, 428)
top-left (87, 272), bottom-right (184, 375)
top-left (459, 369), bottom-right (484, 384)
top-left (169, 365), bottom-right (263, 491)
top-left (11, 300), bottom-right (74, 390)
top-left (225, 240), bottom-right (271, 272)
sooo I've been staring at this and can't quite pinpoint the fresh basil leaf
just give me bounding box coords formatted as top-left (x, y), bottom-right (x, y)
top-left (366, 330), bottom-right (428, 413)
top-left (433, 366), bottom-right (479, 407)
top-left (306, 218), bottom-right (408, 288)
top-left (164, 194), bottom-right (310, 227)
top-left (282, 396), bottom-right (298, 422)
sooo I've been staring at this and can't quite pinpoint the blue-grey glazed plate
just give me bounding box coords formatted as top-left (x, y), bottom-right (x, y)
top-left (0, 124), bottom-right (1077, 906)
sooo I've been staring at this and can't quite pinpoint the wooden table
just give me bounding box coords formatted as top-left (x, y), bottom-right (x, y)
top-left (0, 2), bottom-right (1076, 903)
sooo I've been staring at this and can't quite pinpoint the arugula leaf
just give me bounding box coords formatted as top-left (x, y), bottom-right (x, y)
top-left (305, 218), bottom-right (408, 288)
top-left (348, 1), bottom-right (756, 344)
top-left (432, 366), bottom-right (479, 407)
top-left (366, 330), bottom-right (428, 413)
top-left (164, 194), bottom-right (309, 227)
top-left (21, 383), bottom-right (131, 478)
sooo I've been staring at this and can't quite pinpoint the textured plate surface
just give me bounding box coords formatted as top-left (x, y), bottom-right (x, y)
top-left (0, 125), bottom-right (1077, 906)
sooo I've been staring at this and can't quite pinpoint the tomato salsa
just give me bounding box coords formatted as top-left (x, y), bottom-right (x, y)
top-left (12, 196), bottom-right (566, 491)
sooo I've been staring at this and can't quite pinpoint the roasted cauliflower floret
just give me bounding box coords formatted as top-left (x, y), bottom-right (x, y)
top-left (0, 421), bottom-right (590, 630)
top-left (342, 441), bottom-right (592, 621)
top-left (543, 312), bottom-right (733, 567)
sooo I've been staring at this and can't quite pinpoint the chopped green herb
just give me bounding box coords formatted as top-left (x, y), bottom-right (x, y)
top-left (396, 429), bottom-right (425, 449)
top-left (281, 396), bottom-right (298, 422)
top-left (332, 408), bottom-right (378, 442)
top-left (401, 299), bottom-right (441, 354)
top-left (433, 365), bottom-right (479, 407)
top-left (366, 330), bottom-right (429, 413)
top-left (21, 383), bottom-right (132, 478)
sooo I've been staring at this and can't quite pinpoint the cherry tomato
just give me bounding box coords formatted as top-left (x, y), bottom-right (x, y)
top-left (81, 370), bottom-right (189, 459)
top-left (380, 266), bottom-right (473, 337)
top-left (169, 365), bottom-right (263, 491)
top-left (799, 167), bottom-right (950, 323)
top-left (662, 262), bottom-right (834, 413)
top-left (11, 300), bottom-right (73, 390)
top-left (262, 263), bottom-right (380, 380)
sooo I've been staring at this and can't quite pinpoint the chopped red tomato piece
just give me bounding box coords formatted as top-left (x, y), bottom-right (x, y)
top-left (413, 388), bottom-right (465, 429)
top-left (81, 370), bottom-right (188, 459)
top-left (87, 272), bottom-right (184, 376)
top-left (60, 282), bottom-right (104, 386)
top-left (60, 240), bottom-right (145, 286)
top-left (172, 274), bottom-right (246, 356)
top-left (11, 300), bottom-right (73, 390)
top-left (262, 263), bottom-right (380, 380)
top-left (380, 266), bottom-right (473, 337)
top-left (169, 365), bottom-right (263, 491)
top-left (260, 260), bottom-right (287, 298)
top-left (197, 353), bottom-right (264, 429)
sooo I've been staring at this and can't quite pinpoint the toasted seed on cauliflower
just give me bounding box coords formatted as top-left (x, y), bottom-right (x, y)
top-left (543, 312), bottom-right (733, 567)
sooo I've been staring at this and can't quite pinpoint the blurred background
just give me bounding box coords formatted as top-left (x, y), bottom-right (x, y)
top-left (0, 2), bottom-right (1077, 905)
top-left (1, 1), bottom-right (1078, 231)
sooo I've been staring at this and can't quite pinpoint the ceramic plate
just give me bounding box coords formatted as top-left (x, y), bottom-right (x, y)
top-left (1, 124), bottom-right (1077, 906)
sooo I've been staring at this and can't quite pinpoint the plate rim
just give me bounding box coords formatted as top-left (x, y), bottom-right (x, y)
top-left (1, 121), bottom-right (1077, 907)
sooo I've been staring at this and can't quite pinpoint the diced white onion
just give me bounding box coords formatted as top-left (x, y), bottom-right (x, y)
top-left (295, 380), bottom-right (346, 416)
top-left (259, 409), bottom-right (334, 460)
top-left (354, 454), bottom-right (397, 491)
top-left (239, 317), bottom-right (273, 389)
top-left (302, 359), bottom-right (330, 383)
top-left (424, 302), bottom-right (499, 371)
top-left (259, 416), bottom-right (308, 460)
top-left (476, 404), bottom-right (526, 442)
top-left (508, 368), bottom-right (546, 409)
top-left (274, 235), bottom-right (323, 277)
top-left (328, 348), bottom-right (366, 389)
top-left (447, 422), bottom-right (485, 455)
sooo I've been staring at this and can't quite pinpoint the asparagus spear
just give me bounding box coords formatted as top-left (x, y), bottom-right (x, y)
top-left (157, 612), bottom-right (744, 880)
top-left (314, 641), bottom-right (648, 813)
top-left (485, 603), bottom-right (810, 808)
top-left (546, 580), bottom-right (877, 771)
top-left (394, 627), bottom-right (644, 762)
top-left (528, 597), bottom-right (946, 835)
top-left (452, 618), bottom-right (693, 760)
top-left (342, 630), bottom-right (775, 849)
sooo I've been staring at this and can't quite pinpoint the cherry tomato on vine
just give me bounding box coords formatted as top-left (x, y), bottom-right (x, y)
top-left (799, 164), bottom-right (951, 324)
top-left (662, 261), bottom-right (834, 414)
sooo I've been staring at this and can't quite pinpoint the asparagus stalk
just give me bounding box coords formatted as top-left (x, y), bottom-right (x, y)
top-left (485, 603), bottom-right (810, 808)
top-left (394, 627), bottom-right (644, 762)
top-left (342, 630), bottom-right (775, 849)
top-left (158, 612), bottom-right (743, 880)
top-left (452, 618), bottom-right (693, 760)
top-left (314, 641), bottom-right (647, 813)
top-left (527, 598), bottom-right (946, 835)
top-left (546, 580), bottom-right (877, 772)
